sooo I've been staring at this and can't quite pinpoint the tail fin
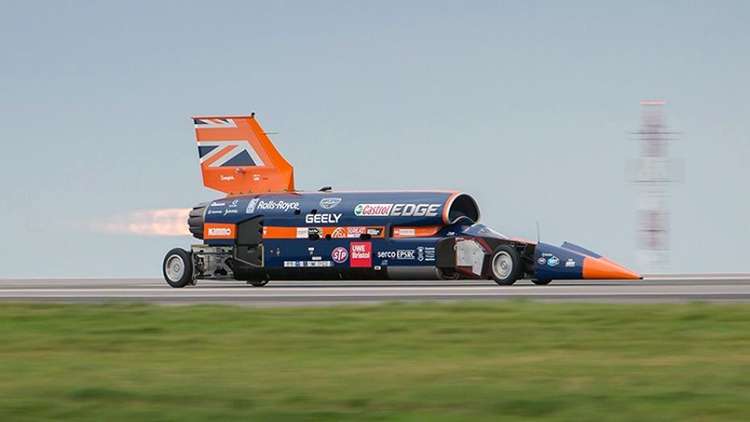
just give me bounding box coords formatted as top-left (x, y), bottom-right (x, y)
top-left (192, 115), bottom-right (295, 195)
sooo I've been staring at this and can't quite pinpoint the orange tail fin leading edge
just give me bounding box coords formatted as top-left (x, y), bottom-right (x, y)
top-left (193, 116), bottom-right (294, 195)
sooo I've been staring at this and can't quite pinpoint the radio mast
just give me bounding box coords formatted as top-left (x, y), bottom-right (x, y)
top-left (635, 101), bottom-right (675, 274)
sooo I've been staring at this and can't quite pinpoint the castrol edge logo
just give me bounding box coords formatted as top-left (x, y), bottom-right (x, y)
top-left (204, 223), bottom-right (236, 239)
top-left (354, 203), bottom-right (440, 217)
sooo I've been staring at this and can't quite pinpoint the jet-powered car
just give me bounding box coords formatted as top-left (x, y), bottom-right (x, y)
top-left (163, 115), bottom-right (641, 287)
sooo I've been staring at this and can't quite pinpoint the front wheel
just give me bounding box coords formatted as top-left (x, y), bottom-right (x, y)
top-left (532, 279), bottom-right (552, 285)
top-left (490, 245), bottom-right (521, 286)
top-left (163, 248), bottom-right (193, 288)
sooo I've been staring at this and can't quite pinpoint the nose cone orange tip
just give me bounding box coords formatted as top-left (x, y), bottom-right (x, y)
top-left (582, 257), bottom-right (642, 280)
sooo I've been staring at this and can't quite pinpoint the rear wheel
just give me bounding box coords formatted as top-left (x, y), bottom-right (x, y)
top-left (247, 278), bottom-right (269, 287)
top-left (163, 248), bottom-right (193, 288)
top-left (490, 245), bottom-right (521, 286)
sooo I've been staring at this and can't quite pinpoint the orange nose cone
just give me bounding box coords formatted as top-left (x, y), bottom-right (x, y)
top-left (582, 257), bottom-right (642, 280)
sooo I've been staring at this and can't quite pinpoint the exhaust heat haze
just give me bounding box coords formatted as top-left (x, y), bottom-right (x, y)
top-left (91, 208), bottom-right (191, 237)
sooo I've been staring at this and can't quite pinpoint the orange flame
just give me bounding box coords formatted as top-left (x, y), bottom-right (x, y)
top-left (91, 208), bottom-right (192, 237)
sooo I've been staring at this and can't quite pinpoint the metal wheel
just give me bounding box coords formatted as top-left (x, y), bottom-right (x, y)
top-left (165, 255), bottom-right (185, 282)
top-left (490, 245), bottom-right (521, 286)
top-left (492, 251), bottom-right (513, 279)
top-left (163, 248), bottom-right (193, 288)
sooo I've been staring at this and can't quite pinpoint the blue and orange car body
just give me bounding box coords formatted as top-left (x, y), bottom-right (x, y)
top-left (168, 115), bottom-right (641, 286)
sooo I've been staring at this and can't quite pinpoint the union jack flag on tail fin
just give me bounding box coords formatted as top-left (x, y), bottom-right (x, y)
top-left (192, 115), bottom-right (295, 195)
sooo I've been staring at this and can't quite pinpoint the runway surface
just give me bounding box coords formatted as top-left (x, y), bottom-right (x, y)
top-left (1, 275), bottom-right (750, 306)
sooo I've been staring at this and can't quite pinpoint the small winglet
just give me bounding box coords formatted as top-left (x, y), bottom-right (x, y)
top-left (193, 115), bottom-right (295, 195)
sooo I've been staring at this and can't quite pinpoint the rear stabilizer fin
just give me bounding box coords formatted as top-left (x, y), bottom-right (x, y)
top-left (193, 115), bottom-right (295, 195)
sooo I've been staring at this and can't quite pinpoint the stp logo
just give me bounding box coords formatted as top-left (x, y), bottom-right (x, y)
top-left (332, 247), bottom-right (348, 263)
top-left (350, 242), bottom-right (372, 268)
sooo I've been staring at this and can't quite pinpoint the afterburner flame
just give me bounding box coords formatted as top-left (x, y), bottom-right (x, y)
top-left (91, 208), bottom-right (191, 236)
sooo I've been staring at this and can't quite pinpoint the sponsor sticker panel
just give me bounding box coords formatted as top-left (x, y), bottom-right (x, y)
top-left (204, 223), bottom-right (236, 239)
top-left (246, 198), bottom-right (260, 213)
top-left (354, 203), bottom-right (441, 218)
top-left (305, 213), bottom-right (342, 224)
top-left (319, 198), bottom-right (341, 209)
top-left (350, 242), bottom-right (372, 268)
top-left (256, 200), bottom-right (300, 212)
top-left (263, 226), bottom-right (386, 239)
top-left (375, 246), bottom-right (436, 263)
top-left (283, 261), bottom-right (333, 268)
top-left (332, 247), bottom-right (349, 264)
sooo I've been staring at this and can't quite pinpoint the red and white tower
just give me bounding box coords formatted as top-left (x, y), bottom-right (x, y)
top-left (635, 101), bottom-right (674, 274)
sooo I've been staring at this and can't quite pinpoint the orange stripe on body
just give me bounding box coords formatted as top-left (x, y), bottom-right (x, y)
top-left (392, 226), bottom-right (442, 238)
top-left (263, 226), bottom-right (386, 239)
top-left (262, 226), bottom-right (300, 239)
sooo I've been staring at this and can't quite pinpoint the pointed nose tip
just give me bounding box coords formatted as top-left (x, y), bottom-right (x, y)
top-left (582, 257), bottom-right (642, 280)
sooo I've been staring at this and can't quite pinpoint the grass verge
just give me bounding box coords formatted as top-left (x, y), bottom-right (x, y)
top-left (1, 301), bottom-right (749, 421)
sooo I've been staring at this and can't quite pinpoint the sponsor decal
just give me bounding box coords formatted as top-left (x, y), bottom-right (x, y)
top-left (331, 227), bottom-right (347, 239)
top-left (565, 259), bottom-right (576, 268)
top-left (209, 201), bottom-right (226, 208)
top-left (391, 203), bottom-right (441, 217)
top-left (366, 227), bottom-right (383, 236)
top-left (547, 256), bottom-right (560, 267)
top-left (397, 250), bottom-right (415, 260)
top-left (354, 203), bottom-right (392, 217)
top-left (332, 247), bottom-right (349, 263)
top-left (305, 213), bottom-right (342, 224)
top-left (395, 228), bottom-right (416, 237)
top-left (204, 223), bottom-right (235, 239)
top-left (354, 203), bottom-right (441, 217)
top-left (283, 261), bottom-right (333, 268)
top-left (220, 175), bottom-right (235, 181)
top-left (347, 227), bottom-right (366, 237)
top-left (208, 227), bottom-right (232, 236)
top-left (425, 247), bottom-right (436, 261)
top-left (308, 228), bottom-right (322, 237)
top-left (296, 228), bottom-right (308, 239)
top-left (229, 199), bottom-right (239, 207)
top-left (223, 208), bottom-right (239, 215)
top-left (537, 257), bottom-right (546, 265)
top-left (246, 198), bottom-right (259, 214)
top-left (319, 197), bottom-right (342, 209)
top-left (377, 251), bottom-right (396, 259)
top-left (416, 246), bottom-right (426, 262)
top-left (207, 209), bottom-right (223, 215)
top-left (256, 200), bottom-right (300, 212)
top-left (350, 242), bottom-right (372, 268)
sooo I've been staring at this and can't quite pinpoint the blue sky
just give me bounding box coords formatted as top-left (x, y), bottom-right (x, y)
top-left (1, 1), bottom-right (748, 277)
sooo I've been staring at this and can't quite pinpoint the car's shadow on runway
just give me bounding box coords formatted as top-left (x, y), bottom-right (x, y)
top-left (187, 281), bottom-right (646, 289)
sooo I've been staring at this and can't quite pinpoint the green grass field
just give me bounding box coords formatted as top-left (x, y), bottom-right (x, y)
top-left (1, 301), bottom-right (749, 421)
